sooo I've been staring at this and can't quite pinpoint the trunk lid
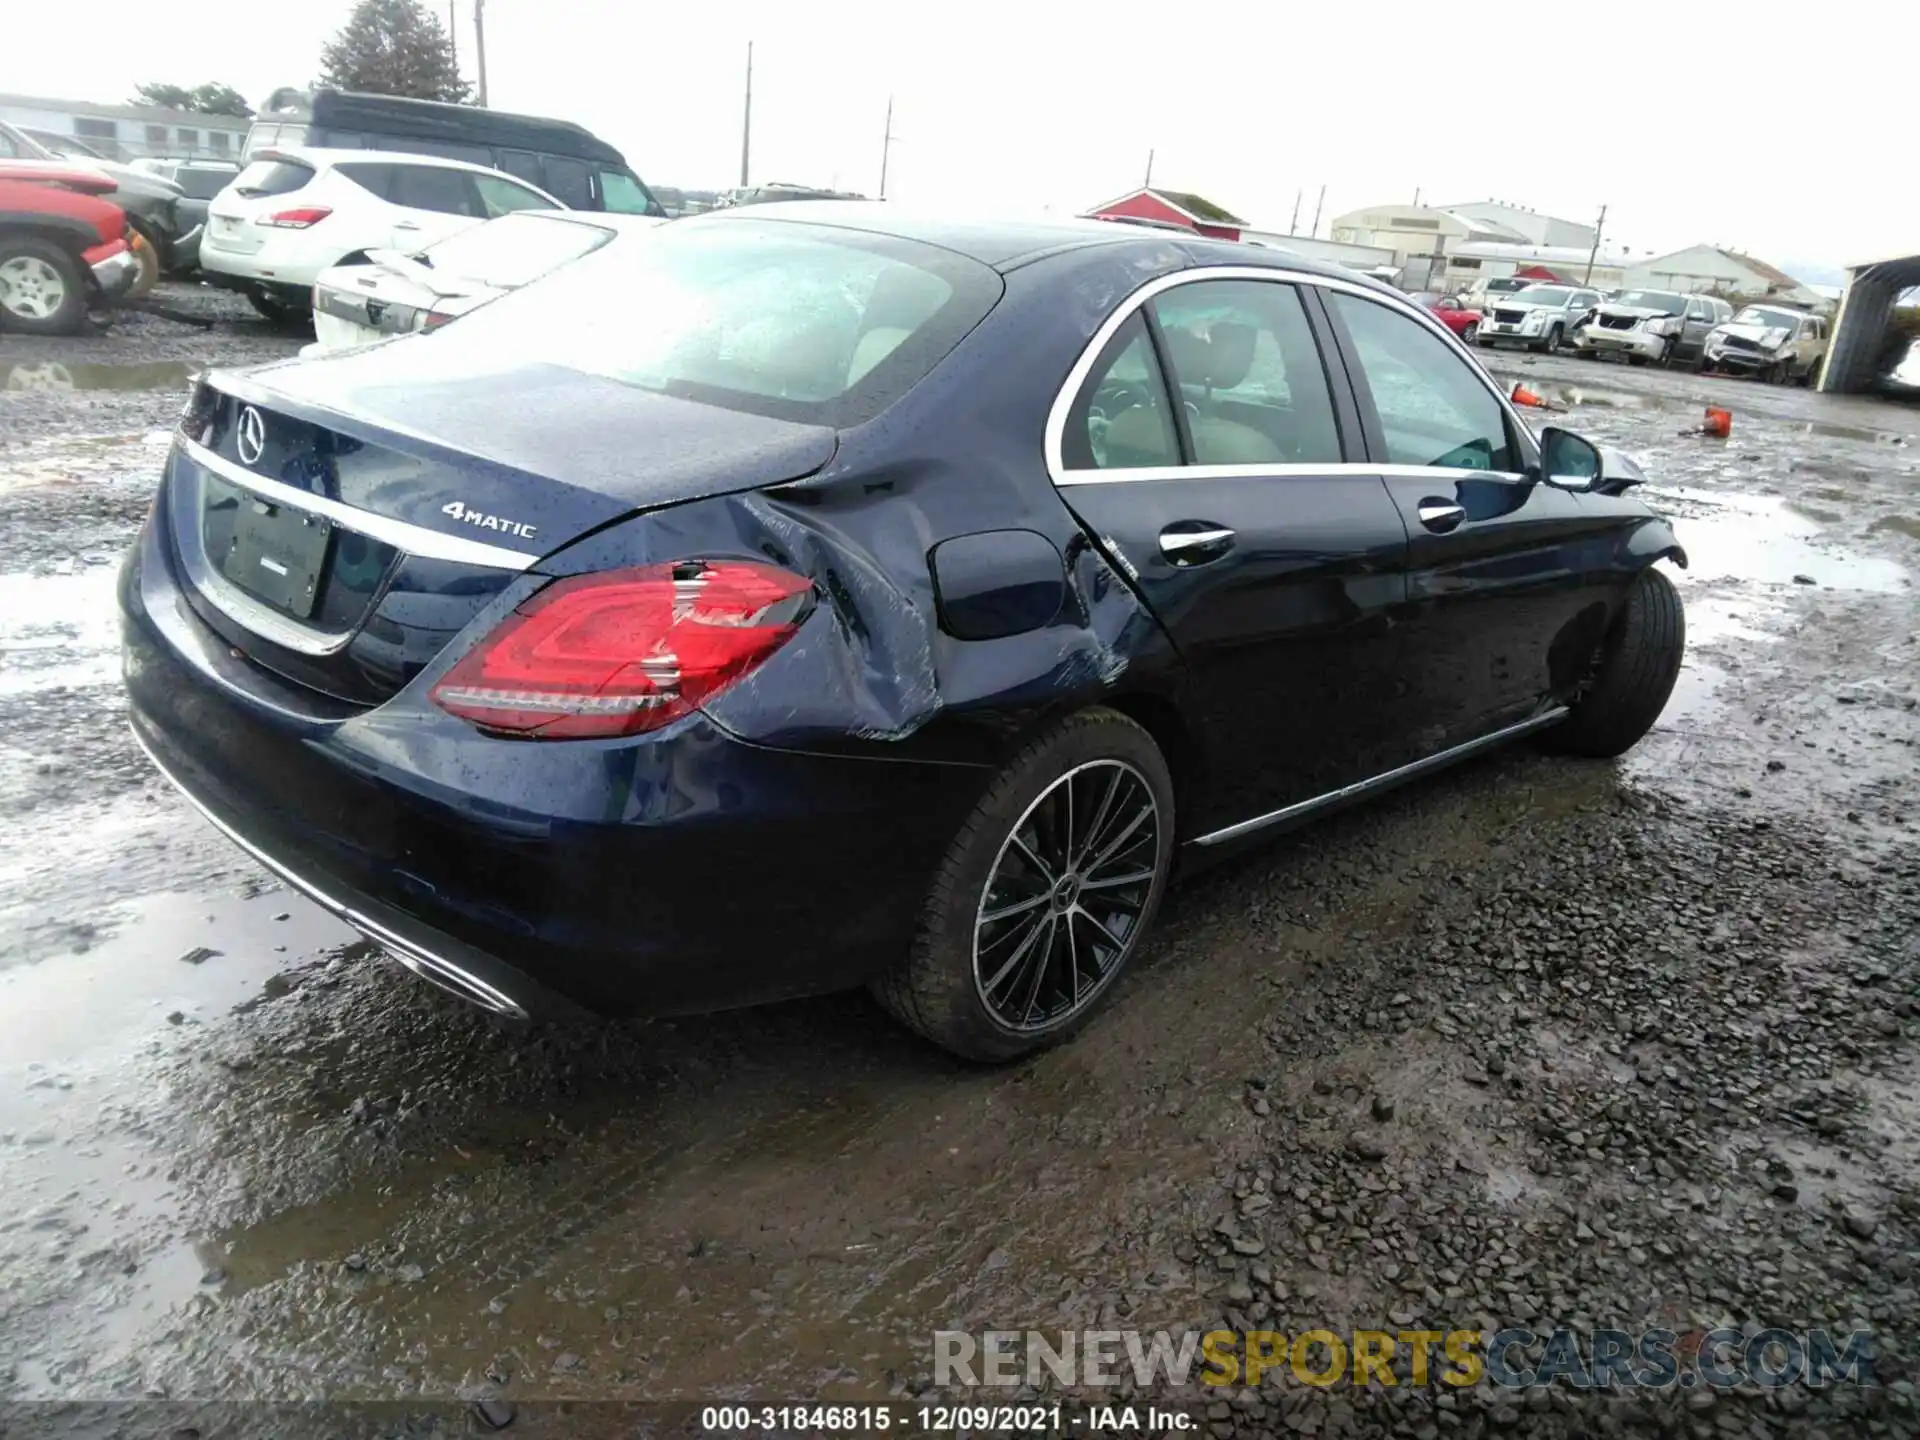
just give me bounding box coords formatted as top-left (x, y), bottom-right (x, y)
top-left (166, 351), bottom-right (836, 705)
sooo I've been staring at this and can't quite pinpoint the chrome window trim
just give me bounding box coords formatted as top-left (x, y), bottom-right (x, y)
top-left (180, 436), bottom-right (540, 571)
top-left (1055, 460), bottom-right (1531, 488)
top-left (1045, 263), bottom-right (1535, 487)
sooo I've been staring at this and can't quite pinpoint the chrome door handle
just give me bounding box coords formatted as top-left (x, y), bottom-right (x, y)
top-left (1158, 524), bottom-right (1236, 564)
top-left (393, 221), bottom-right (423, 231)
top-left (1417, 501), bottom-right (1467, 533)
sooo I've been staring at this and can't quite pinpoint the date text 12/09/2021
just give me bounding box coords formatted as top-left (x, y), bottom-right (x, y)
top-left (699, 1404), bottom-right (1195, 1432)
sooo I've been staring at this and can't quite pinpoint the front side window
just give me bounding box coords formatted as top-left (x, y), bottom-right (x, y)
top-left (598, 168), bottom-right (658, 215)
top-left (1063, 314), bottom-right (1181, 470)
top-left (390, 163), bottom-right (480, 216)
top-left (1149, 280), bottom-right (1342, 466)
top-left (1331, 292), bottom-right (1515, 472)
top-left (471, 172), bottom-right (552, 217)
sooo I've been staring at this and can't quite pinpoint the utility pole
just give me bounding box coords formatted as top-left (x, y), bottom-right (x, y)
top-left (1583, 203), bottom-right (1608, 284)
top-left (1144, 148), bottom-right (1154, 187)
top-left (1289, 188), bottom-right (1301, 236)
top-left (473, 0), bottom-right (488, 106)
top-left (739, 41), bottom-right (753, 188)
top-left (1413, 186), bottom-right (1421, 206)
top-left (448, 1), bottom-right (457, 74)
top-left (1309, 183), bottom-right (1326, 239)
top-left (879, 94), bottom-right (895, 199)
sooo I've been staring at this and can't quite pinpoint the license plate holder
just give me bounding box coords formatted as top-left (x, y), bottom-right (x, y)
top-left (219, 493), bottom-right (333, 617)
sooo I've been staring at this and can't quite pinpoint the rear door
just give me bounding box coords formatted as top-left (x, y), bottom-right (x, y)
top-left (1052, 273), bottom-right (1412, 836)
top-left (1322, 289), bottom-right (1624, 749)
top-left (382, 162), bottom-right (487, 247)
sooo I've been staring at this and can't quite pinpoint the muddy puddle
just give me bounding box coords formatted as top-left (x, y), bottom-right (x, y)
top-left (1649, 484), bottom-right (1911, 593)
top-left (4, 360), bottom-right (198, 394)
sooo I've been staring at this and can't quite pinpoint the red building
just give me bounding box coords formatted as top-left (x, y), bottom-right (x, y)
top-left (1084, 187), bottom-right (1247, 241)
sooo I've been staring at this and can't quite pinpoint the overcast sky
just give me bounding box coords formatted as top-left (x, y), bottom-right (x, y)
top-left (9, 0), bottom-right (1912, 278)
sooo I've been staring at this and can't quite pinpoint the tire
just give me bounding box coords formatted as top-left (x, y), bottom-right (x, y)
top-left (0, 236), bottom-right (87, 336)
top-left (1544, 568), bottom-right (1685, 759)
top-left (1658, 338), bottom-right (1677, 369)
top-left (1546, 323), bottom-right (1565, 353)
top-left (246, 285), bottom-right (311, 325)
top-left (872, 707), bottom-right (1176, 1062)
top-left (125, 223), bottom-right (161, 301)
top-left (1462, 321), bottom-right (1479, 344)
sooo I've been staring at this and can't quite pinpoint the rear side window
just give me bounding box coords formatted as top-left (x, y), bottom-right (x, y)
top-left (390, 164), bottom-right (481, 216)
top-left (498, 150), bottom-right (546, 187)
top-left (539, 156), bottom-right (593, 208)
top-left (393, 138), bottom-right (494, 167)
top-left (334, 162), bottom-right (398, 199)
top-left (1063, 314), bottom-right (1181, 470)
top-left (1331, 292), bottom-right (1515, 472)
top-left (233, 158), bottom-right (315, 197)
top-left (439, 217), bottom-right (1003, 426)
top-left (1149, 280), bottom-right (1342, 465)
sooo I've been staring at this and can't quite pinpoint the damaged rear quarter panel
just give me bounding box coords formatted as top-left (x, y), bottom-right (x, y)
top-left (536, 244), bottom-right (1193, 769)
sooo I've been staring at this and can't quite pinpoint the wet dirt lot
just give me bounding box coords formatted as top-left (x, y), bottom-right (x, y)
top-left (1, 295), bottom-right (1917, 1438)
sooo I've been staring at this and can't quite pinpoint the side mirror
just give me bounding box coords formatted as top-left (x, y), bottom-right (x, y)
top-left (1539, 427), bottom-right (1601, 490)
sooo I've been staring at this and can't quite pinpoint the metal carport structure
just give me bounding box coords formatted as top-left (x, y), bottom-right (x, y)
top-left (1820, 251), bottom-right (1920, 392)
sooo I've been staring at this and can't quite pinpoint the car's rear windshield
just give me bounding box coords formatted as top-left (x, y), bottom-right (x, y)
top-left (232, 158), bottom-right (314, 197)
top-left (420, 212), bottom-right (616, 286)
top-left (439, 216), bottom-right (1004, 426)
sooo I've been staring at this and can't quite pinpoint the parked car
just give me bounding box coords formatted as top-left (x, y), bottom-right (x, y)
top-left (122, 207), bottom-right (1687, 1060)
top-left (1412, 291), bottom-right (1482, 341)
top-left (0, 120), bottom-right (190, 291)
top-left (723, 182), bottom-right (867, 206)
top-left (1880, 334), bottom-right (1920, 398)
top-left (1459, 276), bottom-right (1532, 312)
top-left (1576, 291), bottom-right (1730, 365)
top-left (1699, 305), bottom-right (1826, 383)
top-left (0, 165), bottom-right (137, 334)
top-left (199, 147), bottom-right (564, 322)
top-left (302, 210), bottom-right (662, 355)
top-left (246, 88), bottom-right (664, 217)
top-left (1475, 284), bottom-right (1602, 353)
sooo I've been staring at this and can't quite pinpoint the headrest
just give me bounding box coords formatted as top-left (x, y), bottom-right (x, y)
top-left (1161, 327), bottom-right (1212, 386)
top-left (1205, 322), bottom-right (1257, 389)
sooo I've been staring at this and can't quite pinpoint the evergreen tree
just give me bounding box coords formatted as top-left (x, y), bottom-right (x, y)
top-left (317, 0), bottom-right (471, 104)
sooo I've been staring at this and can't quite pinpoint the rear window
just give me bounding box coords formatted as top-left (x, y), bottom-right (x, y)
top-left (177, 169), bottom-right (236, 201)
top-left (439, 217), bottom-right (1003, 426)
top-left (421, 213), bottom-right (613, 285)
top-left (233, 158), bottom-right (315, 197)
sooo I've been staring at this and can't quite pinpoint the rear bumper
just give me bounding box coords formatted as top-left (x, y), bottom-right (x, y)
top-left (119, 504), bottom-right (977, 1018)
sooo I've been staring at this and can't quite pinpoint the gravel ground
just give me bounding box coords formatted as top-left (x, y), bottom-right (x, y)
top-left (0, 301), bottom-right (1916, 1437)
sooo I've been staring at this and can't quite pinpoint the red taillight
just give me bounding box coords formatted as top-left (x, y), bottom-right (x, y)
top-left (431, 560), bottom-right (813, 740)
top-left (258, 207), bottom-right (332, 229)
top-left (421, 309), bottom-right (456, 330)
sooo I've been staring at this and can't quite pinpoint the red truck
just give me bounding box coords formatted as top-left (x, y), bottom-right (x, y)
top-left (0, 164), bottom-right (138, 335)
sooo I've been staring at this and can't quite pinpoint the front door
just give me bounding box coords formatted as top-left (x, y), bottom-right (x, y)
top-left (1052, 276), bottom-right (1411, 836)
top-left (1322, 289), bottom-right (1627, 751)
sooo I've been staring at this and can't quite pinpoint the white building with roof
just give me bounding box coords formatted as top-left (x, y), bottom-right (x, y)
top-left (0, 90), bottom-right (250, 162)
top-left (1622, 245), bottom-right (1821, 304)
top-left (1437, 200), bottom-right (1597, 250)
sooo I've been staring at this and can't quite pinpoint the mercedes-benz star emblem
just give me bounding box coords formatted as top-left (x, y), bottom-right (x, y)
top-left (236, 405), bottom-right (266, 465)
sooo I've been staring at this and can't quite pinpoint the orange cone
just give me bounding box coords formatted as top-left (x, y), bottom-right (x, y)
top-left (1511, 383), bottom-right (1547, 408)
top-left (1702, 406), bottom-right (1732, 438)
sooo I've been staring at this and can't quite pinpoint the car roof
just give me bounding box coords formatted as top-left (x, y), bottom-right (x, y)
top-left (675, 200), bottom-right (1372, 281)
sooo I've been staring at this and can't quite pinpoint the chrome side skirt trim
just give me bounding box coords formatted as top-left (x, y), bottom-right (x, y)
top-left (1188, 707), bottom-right (1569, 848)
top-left (130, 723), bottom-right (530, 1019)
top-left (180, 436), bottom-right (540, 571)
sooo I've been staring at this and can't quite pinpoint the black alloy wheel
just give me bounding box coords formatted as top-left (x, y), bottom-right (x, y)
top-left (873, 709), bottom-right (1174, 1061)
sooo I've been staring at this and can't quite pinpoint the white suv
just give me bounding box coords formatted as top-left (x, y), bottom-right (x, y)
top-left (200, 147), bottom-right (563, 322)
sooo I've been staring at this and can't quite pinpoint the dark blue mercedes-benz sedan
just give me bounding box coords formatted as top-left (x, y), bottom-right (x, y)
top-left (120, 204), bottom-right (1686, 1060)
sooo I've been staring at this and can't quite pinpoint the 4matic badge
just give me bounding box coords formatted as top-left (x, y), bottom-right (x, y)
top-left (441, 501), bottom-right (538, 540)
